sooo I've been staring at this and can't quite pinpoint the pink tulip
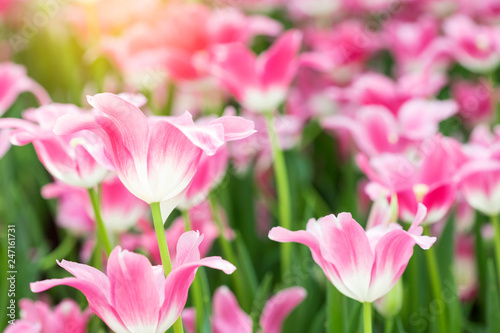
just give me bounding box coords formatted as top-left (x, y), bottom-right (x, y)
top-left (122, 202), bottom-right (234, 264)
top-left (53, 93), bottom-right (254, 218)
top-left (31, 232), bottom-right (236, 333)
top-left (0, 62), bottom-right (50, 116)
top-left (209, 30), bottom-right (302, 113)
top-left (4, 299), bottom-right (92, 333)
top-left (452, 79), bottom-right (496, 126)
top-left (0, 104), bottom-right (109, 187)
top-left (457, 124), bottom-right (500, 216)
top-left (330, 72), bottom-right (447, 115)
top-left (268, 204), bottom-right (436, 303)
top-left (42, 175), bottom-right (149, 234)
top-left (358, 135), bottom-right (465, 223)
top-left (443, 15), bottom-right (500, 73)
top-left (322, 99), bottom-right (457, 156)
top-left (183, 285), bottom-right (306, 333)
top-left (382, 17), bottom-right (452, 74)
top-left (300, 21), bottom-right (379, 83)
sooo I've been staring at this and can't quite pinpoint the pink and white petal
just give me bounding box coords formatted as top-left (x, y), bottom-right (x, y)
top-left (368, 229), bottom-right (416, 302)
top-left (398, 99), bottom-right (458, 140)
top-left (30, 278), bottom-right (127, 333)
top-left (212, 286), bottom-right (252, 333)
top-left (457, 161), bottom-right (500, 216)
top-left (158, 257), bottom-right (236, 333)
top-left (422, 183), bottom-right (455, 224)
top-left (147, 120), bottom-right (203, 203)
top-left (316, 213), bottom-right (374, 302)
top-left (0, 128), bottom-right (11, 158)
top-left (208, 116), bottom-right (256, 141)
top-left (86, 93), bottom-right (149, 162)
top-left (107, 248), bottom-right (161, 333)
top-left (260, 287), bottom-right (307, 333)
top-left (210, 43), bottom-right (259, 101)
top-left (160, 113), bottom-right (226, 156)
top-left (258, 30), bottom-right (302, 89)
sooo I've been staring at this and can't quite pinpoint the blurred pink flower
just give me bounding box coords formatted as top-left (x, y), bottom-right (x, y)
top-left (269, 204), bottom-right (435, 302)
top-left (457, 124), bottom-right (500, 216)
top-left (322, 98), bottom-right (457, 156)
top-left (42, 175), bottom-right (149, 234)
top-left (443, 15), bottom-right (500, 73)
top-left (183, 285), bottom-right (306, 333)
top-left (383, 16), bottom-right (452, 73)
top-left (0, 62), bottom-right (50, 116)
top-left (4, 299), bottom-right (91, 333)
top-left (31, 232), bottom-right (236, 333)
top-left (209, 30), bottom-right (302, 113)
top-left (54, 93), bottom-right (254, 218)
top-left (301, 21), bottom-right (379, 83)
top-left (122, 201), bottom-right (234, 265)
top-left (0, 104), bottom-right (109, 187)
top-left (452, 79), bottom-right (496, 126)
top-left (358, 135), bottom-right (465, 223)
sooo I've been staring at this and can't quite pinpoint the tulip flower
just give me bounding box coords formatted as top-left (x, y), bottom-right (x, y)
top-left (443, 15), bottom-right (500, 73)
top-left (31, 232), bottom-right (236, 333)
top-left (0, 62), bottom-right (50, 116)
top-left (357, 135), bottom-right (465, 224)
top-left (268, 203), bottom-right (435, 303)
top-left (182, 285), bottom-right (306, 333)
top-left (209, 30), bottom-right (302, 113)
top-left (4, 299), bottom-right (92, 333)
top-left (322, 99), bottom-right (457, 157)
top-left (452, 79), bottom-right (495, 126)
top-left (53, 93), bottom-right (255, 217)
top-left (42, 176), bottom-right (149, 234)
top-left (0, 104), bottom-right (109, 187)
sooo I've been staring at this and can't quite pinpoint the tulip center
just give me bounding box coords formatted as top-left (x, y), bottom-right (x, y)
top-left (475, 34), bottom-right (490, 51)
top-left (387, 133), bottom-right (399, 144)
top-left (413, 183), bottom-right (429, 202)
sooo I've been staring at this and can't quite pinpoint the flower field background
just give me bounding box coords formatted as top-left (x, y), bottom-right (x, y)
top-left (1, 0), bottom-right (500, 332)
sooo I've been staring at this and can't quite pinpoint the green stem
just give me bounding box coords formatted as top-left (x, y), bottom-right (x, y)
top-left (490, 215), bottom-right (500, 285)
top-left (327, 284), bottom-right (343, 333)
top-left (264, 112), bottom-right (292, 276)
top-left (163, 81), bottom-right (176, 116)
top-left (40, 234), bottom-right (75, 270)
top-left (363, 302), bottom-right (372, 333)
top-left (150, 202), bottom-right (184, 333)
top-left (384, 317), bottom-right (394, 333)
top-left (182, 210), bottom-right (192, 231)
top-left (88, 188), bottom-right (112, 255)
top-left (209, 194), bottom-right (249, 309)
top-left (423, 225), bottom-right (448, 333)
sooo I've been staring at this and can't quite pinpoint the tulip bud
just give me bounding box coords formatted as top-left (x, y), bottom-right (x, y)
top-left (374, 279), bottom-right (403, 318)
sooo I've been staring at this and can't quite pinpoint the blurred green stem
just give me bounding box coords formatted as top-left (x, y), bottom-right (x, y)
top-left (40, 234), bottom-right (75, 270)
top-left (423, 225), bottom-right (448, 333)
top-left (209, 194), bottom-right (249, 309)
top-left (88, 188), bottom-right (112, 255)
top-left (264, 112), bottom-right (292, 276)
top-left (490, 215), bottom-right (500, 284)
top-left (163, 82), bottom-right (176, 116)
top-left (363, 302), bottom-right (372, 333)
top-left (384, 317), bottom-right (394, 333)
top-left (151, 202), bottom-right (184, 333)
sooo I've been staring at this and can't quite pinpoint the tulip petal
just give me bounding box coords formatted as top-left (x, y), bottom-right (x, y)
top-left (107, 248), bottom-right (161, 333)
top-left (212, 286), bottom-right (252, 333)
top-left (260, 287), bottom-right (307, 333)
